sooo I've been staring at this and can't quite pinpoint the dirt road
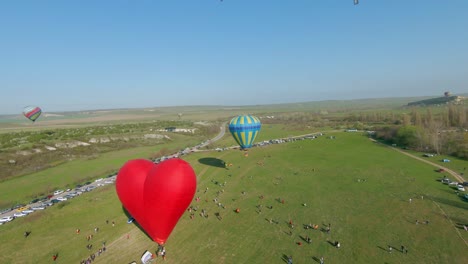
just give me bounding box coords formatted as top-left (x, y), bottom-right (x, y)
top-left (370, 138), bottom-right (466, 183)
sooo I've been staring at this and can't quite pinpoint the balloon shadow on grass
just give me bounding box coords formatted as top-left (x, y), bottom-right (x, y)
top-left (198, 157), bottom-right (226, 168)
top-left (122, 206), bottom-right (153, 241)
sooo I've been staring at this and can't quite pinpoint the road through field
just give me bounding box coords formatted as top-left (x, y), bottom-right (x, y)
top-left (369, 138), bottom-right (466, 183)
top-left (370, 138), bottom-right (468, 249)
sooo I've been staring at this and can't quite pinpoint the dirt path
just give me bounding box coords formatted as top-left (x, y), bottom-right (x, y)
top-left (370, 138), bottom-right (466, 183)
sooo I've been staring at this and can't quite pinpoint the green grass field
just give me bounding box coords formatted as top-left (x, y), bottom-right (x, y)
top-left (0, 132), bottom-right (467, 263)
top-left (0, 137), bottom-right (201, 208)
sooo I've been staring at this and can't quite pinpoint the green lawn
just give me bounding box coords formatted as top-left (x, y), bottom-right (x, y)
top-left (0, 132), bottom-right (467, 264)
top-left (0, 138), bottom-right (201, 208)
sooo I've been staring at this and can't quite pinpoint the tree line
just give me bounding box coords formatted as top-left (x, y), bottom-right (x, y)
top-left (373, 105), bottom-right (467, 159)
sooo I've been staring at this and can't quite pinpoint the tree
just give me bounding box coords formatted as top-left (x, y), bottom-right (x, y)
top-left (411, 109), bottom-right (423, 127)
top-left (402, 114), bottom-right (411, 126)
top-left (427, 121), bottom-right (444, 154)
top-left (396, 126), bottom-right (420, 148)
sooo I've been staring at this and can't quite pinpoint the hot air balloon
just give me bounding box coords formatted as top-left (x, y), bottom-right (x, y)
top-left (115, 159), bottom-right (155, 229)
top-left (228, 115), bottom-right (261, 149)
top-left (23, 106), bottom-right (42, 122)
top-left (116, 158), bottom-right (197, 246)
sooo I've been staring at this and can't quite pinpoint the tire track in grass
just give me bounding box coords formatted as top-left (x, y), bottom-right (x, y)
top-left (370, 138), bottom-right (468, 249)
top-left (431, 200), bottom-right (468, 248)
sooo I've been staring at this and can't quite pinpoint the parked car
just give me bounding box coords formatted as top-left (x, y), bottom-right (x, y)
top-left (0, 208), bottom-right (12, 214)
top-left (0, 216), bottom-right (15, 223)
top-left (56, 197), bottom-right (68, 201)
top-left (457, 185), bottom-right (465, 192)
top-left (12, 204), bottom-right (26, 210)
top-left (16, 206), bottom-right (28, 212)
top-left (31, 206), bottom-right (46, 210)
top-left (441, 178), bottom-right (451, 184)
top-left (53, 190), bottom-right (64, 196)
top-left (22, 209), bottom-right (34, 214)
top-left (50, 199), bottom-right (60, 204)
top-left (29, 198), bottom-right (40, 204)
top-left (41, 202), bottom-right (53, 207)
top-left (13, 212), bottom-right (27, 217)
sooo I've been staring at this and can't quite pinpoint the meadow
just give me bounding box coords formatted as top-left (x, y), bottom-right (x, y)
top-left (1, 132), bottom-right (467, 264)
top-left (0, 138), bottom-right (201, 208)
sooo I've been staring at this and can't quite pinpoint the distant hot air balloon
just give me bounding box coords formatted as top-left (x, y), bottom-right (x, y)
top-left (23, 106), bottom-right (42, 122)
top-left (354, 0), bottom-right (359, 5)
top-left (228, 115), bottom-right (261, 149)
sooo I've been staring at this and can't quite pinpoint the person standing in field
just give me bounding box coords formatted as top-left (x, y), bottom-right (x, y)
top-left (161, 246), bottom-right (166, 260)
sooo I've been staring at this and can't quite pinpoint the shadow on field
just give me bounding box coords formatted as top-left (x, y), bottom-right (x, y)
top-left (427, 196), bottom-right (468, 210)
top-left (281, 254), bottom-right (291, 263)
top-left (377, 246), bottom-right (388, 252)
top-left (312, 256), bottom-right (320, 263)
top-left (198, 157), bottom-right (226, 168)
top-left (122, 207), bottom-right (152, 241)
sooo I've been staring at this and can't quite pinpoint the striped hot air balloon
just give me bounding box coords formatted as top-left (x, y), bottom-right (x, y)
top-left (23, 106), bottom-right (42, 122)
top-left (228, 115), bottom-right (261, 149)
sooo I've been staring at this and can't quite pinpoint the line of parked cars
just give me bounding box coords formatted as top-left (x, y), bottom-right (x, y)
top-left (441, 176), bottom-right (468, 193)
top-left (0, 175), bottom-right (116, 226)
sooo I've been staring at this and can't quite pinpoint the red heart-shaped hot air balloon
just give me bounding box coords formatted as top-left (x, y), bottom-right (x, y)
top-left (115, 159), bottom-right (155, 228)
top-left (116, 158), bottom-right (197, 245)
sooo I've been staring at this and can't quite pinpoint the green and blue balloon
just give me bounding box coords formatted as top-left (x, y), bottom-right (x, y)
top-left (228, 115), bottom-right (261, 149)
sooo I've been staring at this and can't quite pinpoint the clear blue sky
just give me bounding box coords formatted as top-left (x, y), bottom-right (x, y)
top-left (1, 0), bottom-right (467, 114)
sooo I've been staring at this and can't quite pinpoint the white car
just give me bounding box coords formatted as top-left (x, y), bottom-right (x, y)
top-left (32, 206), bottom-right (45, 210)
top-left (0, 216), bottom-right (14, 223)
top-left (22, 209), bottom-right (34, 214)
top-left (457, 185), bottom-right (465, 192)
top-left (13, 212), bottom-right (27, 217)
top-left (53, 190), bottom-right (64, 196)
top-left (56, 197), bottom-right (68, 201)
top-left (441, 178), bottom-right (451, 184)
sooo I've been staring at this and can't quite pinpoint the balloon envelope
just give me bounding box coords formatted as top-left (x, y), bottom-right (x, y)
top-left (115, 158), bottom-right (197, 245)
top-left (23, 106), bottom-right (42, 122)
top-left (144, 158), bottom-right (197, 245)
top-left (116, 159), bottom-right (155, 228)
top-left (228, 115), bottom-right (261, 149)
